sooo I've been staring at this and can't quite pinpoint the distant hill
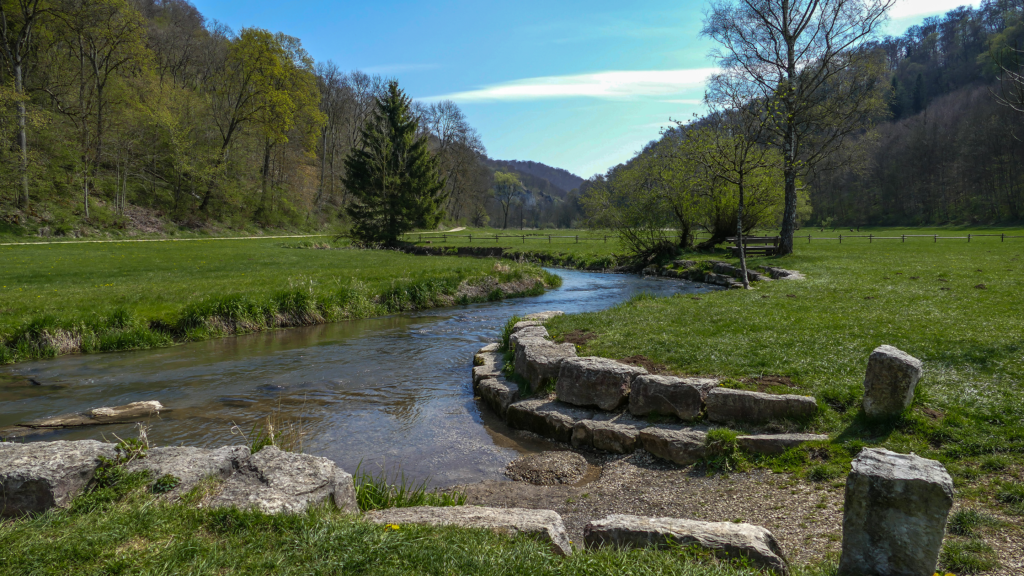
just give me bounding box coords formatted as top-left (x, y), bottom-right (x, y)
top-left (484, 158), bottom-right (584, 197)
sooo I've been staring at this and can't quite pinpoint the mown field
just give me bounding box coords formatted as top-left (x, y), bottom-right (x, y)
top-left (0, 238), bottom-right (556, 363)
top-left (534, 227), bottom-right (1024, 571)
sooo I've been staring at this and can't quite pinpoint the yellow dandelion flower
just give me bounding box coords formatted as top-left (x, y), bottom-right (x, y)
top-left (385, 523), bottom-right (400, 531)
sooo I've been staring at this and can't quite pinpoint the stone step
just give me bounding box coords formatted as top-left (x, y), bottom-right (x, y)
top-left (478, 376), bottom-right (520, 418)
top-left (736, 433), bottom-right (829, 455)
top-left (364, 505), bottom-right (573, 556)
top-left (584, 514), bottom-right (790, 575)
top-left (638, 428), bottom-right (707, 465)
top-left (506, 399), bottom-right (595, 444)
top-left (706, 388), bottom-right (817, 423)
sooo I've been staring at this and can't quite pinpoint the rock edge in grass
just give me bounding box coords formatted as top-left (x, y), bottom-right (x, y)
top-left (364, 505), bottom-right (574, 556)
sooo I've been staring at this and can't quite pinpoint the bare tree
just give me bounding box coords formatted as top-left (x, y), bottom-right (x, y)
top-left (0, 0), bottom-right (46, 210)
top-left (703, 0), bottom-right (894, 254)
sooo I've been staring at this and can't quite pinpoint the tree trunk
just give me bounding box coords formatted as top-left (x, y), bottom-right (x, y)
top-left (778, 29), bottom-right (799, 256)
top-left (15, 62), bottom-right (28, 209)
top-left (737, 179), bottom-right (749, 289)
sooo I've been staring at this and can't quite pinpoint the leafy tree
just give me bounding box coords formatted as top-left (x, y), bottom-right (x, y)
top-left (492, 170), bottom-right (521, 229)
top-left (703, 0), bottom-right (894, 254)
top-left (342, 80), bottom-right (445, 245)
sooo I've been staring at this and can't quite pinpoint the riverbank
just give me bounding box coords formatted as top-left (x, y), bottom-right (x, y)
top-left (0, 239), bottom-right (559, 364)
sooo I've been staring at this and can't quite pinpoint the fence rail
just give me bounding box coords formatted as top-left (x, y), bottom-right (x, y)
top-left (803, 233), bottom-right (1024, 243)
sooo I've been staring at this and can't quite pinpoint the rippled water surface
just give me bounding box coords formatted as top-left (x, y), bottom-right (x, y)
top-left (0, 269), bottom-right (714, 486)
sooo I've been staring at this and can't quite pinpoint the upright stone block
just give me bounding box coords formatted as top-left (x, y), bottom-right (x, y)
top-left (628, 375), bottom-right (716, 420)
top-left (556, 357), bottom-right (647, 411)
top-left (863, 345), bottom-right (923, 417)
top-left (514, 340), bottom-right (577, 389)
top-left (837, 448), bottom-right (953, 576)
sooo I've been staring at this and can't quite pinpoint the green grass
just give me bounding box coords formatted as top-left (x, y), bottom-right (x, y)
top-left (0, 239), bottom-right (554, 363)
top-left (542, 228), bottom-right (1024, 496)
top-left (939, 539), bottom-right (1000, 573)
top-left (0, 481), bottom-right (840, 576)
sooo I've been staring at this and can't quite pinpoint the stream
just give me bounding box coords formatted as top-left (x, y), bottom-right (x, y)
top-left (0, 269), bottom-right (716, 486)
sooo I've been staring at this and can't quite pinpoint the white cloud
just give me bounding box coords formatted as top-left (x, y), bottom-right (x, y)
top-left (422, 69), bottom-right (719, 103)
top-left (889, 0), bottom-right (979, 19)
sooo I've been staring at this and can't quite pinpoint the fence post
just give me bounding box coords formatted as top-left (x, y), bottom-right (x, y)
top-left (839, 234), bottom-right (842, 244)
top-left (576, 235), bottom-right (579, 243)
top-left (808, 234), bottom-right (811, 243)
top-left (469, 235), bottom-right (472, 244)
top-left (869, 234), bottom-right (873, 243)
top-left (522, 235), bottom-right (525, 244)
top-left (968, 234), bottom-right (971, 243)
top-left (1002, 233), bottom-right (1005, 242)
top-left (444, 234), bottom-right (447, 243)
top-left (902, 234), bottom-right (905, 243)
top-left (934, 235), bottom-right (937, 243)
top-left (604, 236), bottom-right (607, 243)
top-left (548, 235), bottom-right (551, 244)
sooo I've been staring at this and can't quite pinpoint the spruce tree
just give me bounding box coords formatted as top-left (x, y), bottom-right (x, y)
top-left (343, 81), bottom-right (446, 245)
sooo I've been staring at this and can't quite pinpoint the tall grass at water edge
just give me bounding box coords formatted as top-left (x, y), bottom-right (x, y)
top-left (0, 239), bottom-right (556, 364)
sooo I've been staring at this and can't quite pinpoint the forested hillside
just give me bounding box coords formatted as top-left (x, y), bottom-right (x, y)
top-left (587, 0), bottom-right (1024, 231)
top-left (0, 0), bottom-right (587, 237)
top-left (811, 0), bottom-right (1024, 224)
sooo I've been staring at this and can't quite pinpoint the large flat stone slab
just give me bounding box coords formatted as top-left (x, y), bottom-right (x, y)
top-left (629, 375), bottom-right (716, 420)
top-left (365, 505), bottom-right (572, 556)
top-left (19, 401), bottom-right (164, 428)
top-left (584, 514), bottom-right (789, 575)
top-left (572, 417), bottom-right (647, 454)
top-left (506, 399), bottom-right (595, 444)
top-left (478, 376), bottom-right (520, 417)
top-left (0, 440), bottom-right (116, 516)
top-left (514, 340), bottom-right (577, 389)
top-left (862, 345), bottom-right (923, 418)
top-left (511, 320), bottom-right (543, 333)
top-left (736, 434), bottom-right (829, 455)
top-left (125, 445), bottom-right (250, 498)
top-left (638, 428), bottom-right (707, 465)
top-left (473, 351), bottom-right (505, 388)
top-left (509, 326), bottom-right (549, 350)
top-left (207, 447), bottom-right (357, 514)
top-left (706, 388), bottom-right (817, 423)
top-left (557, 356), bottom-right (647, 411)
top-left (837, 448), bottom-right (953, 576)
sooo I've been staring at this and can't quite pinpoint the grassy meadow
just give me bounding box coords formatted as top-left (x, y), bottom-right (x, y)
top-left (542, 229), bottom-right (1024, 535)
top-left (0, 237), bottom-right (557, 364)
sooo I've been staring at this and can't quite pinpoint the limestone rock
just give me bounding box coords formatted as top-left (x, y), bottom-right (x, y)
top-left (556, 357), bottom-right (647, 411)
top-left (365, 505), bottom-right (573, 556)
top-left (736, 434), bottom-right (829, 455)
top-left (638, 428), bottom-right (707, 465)
top-left (506, 399), bottom-right (595, 443)
top-left (473, 351), bottom-right (504, 388)
top-left (509, 326), bottom-right (549, 350)
top-left (207, 447), bottom-right (357, 514)
top-left (511, 320), bottom-right (543, 333)
top-left (862, 345), bottom-right (923, 418)
top-left (760, 266), bottom-right (804, 280)
top-left (629, 375), bottom-right (717, 420)
top-left (20, 401), bottom-right (164, 428)
top-left (672, 260), bottom-right (696, 268)
top-left (505, 451), bottom-right (587, 485)
top-left (478, 343), bottom-right (500, 353)
top-left (837, 448), bottom-right (953, 576)
top-left (125, 445), bottom-right (249, 497)
top-left (584, 514), bottom-right (789, 575)
top-left (523, 311), bottom-right (564, 321)
top-left (572, 418), bottom-right (646, 454)
top-left (0, 440), bottom-right (116, 516)
top-left (514, 340), bottom-right (577, 389)
top-left (478, 377), bottom-right (520, 417)
top-left (706, 388), bottom-right (817, 423)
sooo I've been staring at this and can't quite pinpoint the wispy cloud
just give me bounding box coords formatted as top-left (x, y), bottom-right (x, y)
top-left (363, 63), bottom-right (440, 75)
top-left (422, 69), bottom-right (718, 103)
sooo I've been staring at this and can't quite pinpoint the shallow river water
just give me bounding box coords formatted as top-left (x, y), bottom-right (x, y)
top-left (0, 269), bottom-right (714, 486)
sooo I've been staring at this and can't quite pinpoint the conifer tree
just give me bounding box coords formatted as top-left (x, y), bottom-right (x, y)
top-left (343, 81), bottom-right (446, 244)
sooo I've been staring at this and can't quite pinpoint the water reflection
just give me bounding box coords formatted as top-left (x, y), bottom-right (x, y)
top-left (0, 269), bottom-right (715, 486)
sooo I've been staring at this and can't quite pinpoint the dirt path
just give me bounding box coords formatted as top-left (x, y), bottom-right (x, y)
top-left (459, 449), bottom-right (1023, 573)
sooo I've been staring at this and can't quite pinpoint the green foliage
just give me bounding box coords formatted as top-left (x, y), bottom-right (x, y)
top-left (152, 474), bottom-right (182, 494)
top-left (947, 509), bottom-right (999, 537)
top-left (704, 428), bottom-right (744, 473)
top-left (996, 481), bottom-right (1024, 513)
top-left (940, 539), bottom-right (1000, 573)
top-left (353, 463), bottom-right (466, 512)
top-left (343, 81), bottom-right (445, 245)
top-left (500, 315), bottom-right (523, 352)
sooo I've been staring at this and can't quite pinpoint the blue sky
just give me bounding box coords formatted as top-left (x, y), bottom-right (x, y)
top-left (193, 0), bottom-right (976, 179)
